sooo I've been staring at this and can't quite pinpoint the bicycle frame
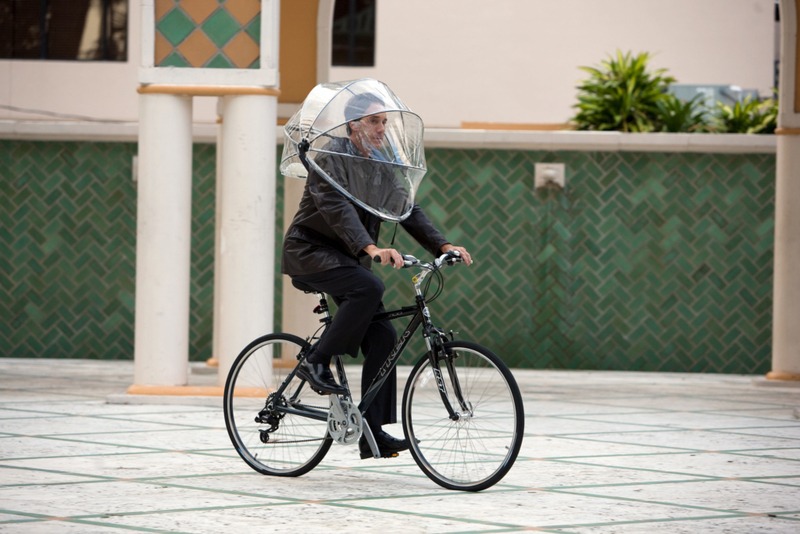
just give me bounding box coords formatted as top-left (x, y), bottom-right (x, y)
top-left (272, 256), bottom-right (469, 430)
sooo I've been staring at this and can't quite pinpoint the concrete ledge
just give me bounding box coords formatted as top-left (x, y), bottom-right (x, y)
top-left (0, 120), bottom-right (222, 144)
top-left (424, 129), bottom-right (777, 153)
top-left (0, 120), bottom-right (778, 153)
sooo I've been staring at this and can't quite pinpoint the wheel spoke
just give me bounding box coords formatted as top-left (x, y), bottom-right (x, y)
top-left (224, 335), bottom-right (332, 476)
top-left (403, 342), bottom-right (524, 491)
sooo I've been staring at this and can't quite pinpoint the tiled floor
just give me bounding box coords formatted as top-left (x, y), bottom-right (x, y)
top-left (1, 358), bottom-right (799, 533)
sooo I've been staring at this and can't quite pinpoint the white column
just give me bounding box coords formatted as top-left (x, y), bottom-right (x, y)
top-left (770, 0), bottom-right (800, 381)
top-left (134, 93), bottom-right (193, 386)
top-left (772, 135), bottom-right (800, 380)
top-left (211, 98), bottom-right (225, 366)
top-left (217, 94), bottom-right (277, 386)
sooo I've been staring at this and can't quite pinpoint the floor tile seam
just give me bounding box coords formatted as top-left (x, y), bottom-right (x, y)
top-left (535, 451), bottom-right (723, 461)
top-left (1, 426), bottom-right (218, 441)
top-left (0, 406), bottom-right (220, 418)
top-left (0, 449), bottom-right (188, 462)
top-left (0, 415), bottom-right (74, 421)
top-left (325, 501), bottom-right (768, 532)
top-left (721, 450), bottom-right (800, 463)
top-left (52, 413), bottom-right (220, 431)
top-left (0, 459), bottom-right (168, 481)
top-left (544, 428), bottom-right (701, 438)
top-left (530, 513), bottom-right (774, 531)
top-left (321, 501), bottom-right (531, 530)
top-left (542, 414), bottom-right (696, 430)
top-left (530, 445), bottom-right (800, 462)
top-left (120, 476), bottom-right (445, 504)
top-left (703, 428), bottom-right (800, 441)
top-left (0, 469), bottom-right (259, 488)
top-left (529, 410), bottom-right (665, 418)
top-left (544, 457), bottom-right (731, 480)
top-left (554, 396), bottom-right (798, 411)
top-left (28, 426), bottom-right (221, 440)
top-left (693, 410), bottom-right (800, 422)
top-left (707, 423), bottom-right (800, 432)
top-left (3, 432), bottom-right (210, 454)
top-left (737, 478), bottom-right (800, 488)
top-left (0, 385), bottom-right (123, 396)
top-left (537, 433), bottom-right (709, 452)
top-left (501, 477), bottom-right (712, 491)
top-left (545, 487), bottom-right (785, 516)
top-left (0, 371), bottom-right (133, 385)
top-left (0, 509), bottom-right (187, 533)
top-left (1, 500), bottom-right (302, 522)
top-left (549, 414), bottom-right (800, 429)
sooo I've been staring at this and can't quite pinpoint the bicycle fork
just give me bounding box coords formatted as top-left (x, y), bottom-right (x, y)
top-left (424, 326), bottom-right (471, 421)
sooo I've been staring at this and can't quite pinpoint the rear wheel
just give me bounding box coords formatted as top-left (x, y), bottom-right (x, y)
top-left (223, 333), bottom-right (332, 477)
top-left (402, 341), bottom-right (524, 491)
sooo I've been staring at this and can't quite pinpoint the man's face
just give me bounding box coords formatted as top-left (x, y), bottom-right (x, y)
top-left (351, 103), bottom-right (387, 151)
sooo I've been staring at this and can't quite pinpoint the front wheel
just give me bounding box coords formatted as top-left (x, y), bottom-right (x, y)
top-left (402, 341), bottom-right (524, 491)
top-left (223, 333), bottom-right (333, 477)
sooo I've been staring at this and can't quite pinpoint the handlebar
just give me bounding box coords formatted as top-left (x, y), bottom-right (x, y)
top-left (373, 250), bottom-right (463, 270)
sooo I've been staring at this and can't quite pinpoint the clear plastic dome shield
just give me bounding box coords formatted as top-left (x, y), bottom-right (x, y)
top-left (280, 79), bottom-right (426, 222)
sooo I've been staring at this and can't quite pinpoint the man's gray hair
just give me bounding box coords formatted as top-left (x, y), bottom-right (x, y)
top-left (345, 93), bottom-right (385, 134)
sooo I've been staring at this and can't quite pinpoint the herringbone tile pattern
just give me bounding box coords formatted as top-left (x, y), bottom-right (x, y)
top-left (0, 142), bottom-right (218, 361)
top-left (1, 141), bottom-right (137, 359)
top-left (383, 150), bottom-right (774, 373)
top-left (1, 141), bottom-right (775, 373)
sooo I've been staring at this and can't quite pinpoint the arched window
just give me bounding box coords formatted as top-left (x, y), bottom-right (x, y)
top-left (331, 0), bottom-right (375, 67)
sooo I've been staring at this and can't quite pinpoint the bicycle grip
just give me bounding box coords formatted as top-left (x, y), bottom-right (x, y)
top-left (373, 255), bottom-right (395, 264)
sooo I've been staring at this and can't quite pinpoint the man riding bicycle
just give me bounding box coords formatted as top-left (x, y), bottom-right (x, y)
top-left (281, 81), bottom-right (471, 459)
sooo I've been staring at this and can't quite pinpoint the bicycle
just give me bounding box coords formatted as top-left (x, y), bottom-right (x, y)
top-left (223, 251), bottom-right (524, 492)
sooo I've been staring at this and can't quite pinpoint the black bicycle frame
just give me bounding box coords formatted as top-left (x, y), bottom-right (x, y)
top-left (274, 290), bottom-right (465, 425)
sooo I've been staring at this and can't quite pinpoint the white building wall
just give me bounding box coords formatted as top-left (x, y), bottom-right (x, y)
top-left (333, 0), bottom-right (776, 127)
top-left (0, 0), bottom-right (776, 128)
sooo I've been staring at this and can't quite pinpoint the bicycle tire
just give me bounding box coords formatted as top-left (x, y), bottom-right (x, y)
top-left (402, 341), bottom-right (524, 491)
top-left (223, 333), bottom-right (333, 477)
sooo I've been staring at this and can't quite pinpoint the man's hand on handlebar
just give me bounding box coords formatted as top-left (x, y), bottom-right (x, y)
top-left (364, 244), bottom-right (404, 269)
top-left (441, 244), bottom-right (473, 266)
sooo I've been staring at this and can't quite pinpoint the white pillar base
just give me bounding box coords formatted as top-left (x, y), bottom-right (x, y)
top-left (217, 94), bottom-right (277, 386)
top-left (134, 93), bottom-right (193, 386)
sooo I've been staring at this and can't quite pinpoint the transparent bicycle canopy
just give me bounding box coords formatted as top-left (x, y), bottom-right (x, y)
top-left (280, 79), bottom-right (426, 222)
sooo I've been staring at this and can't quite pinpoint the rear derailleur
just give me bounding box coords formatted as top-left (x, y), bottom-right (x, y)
top-left (255, 392), bottom-right (285, 443)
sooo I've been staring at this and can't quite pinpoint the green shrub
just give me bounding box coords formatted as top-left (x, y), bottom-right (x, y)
top-left (712, 95), bottom-right (777, 134)
top-left (572, 50), bottom-right (675, 132)
top-left (655, 94), bottom-right (709, 133)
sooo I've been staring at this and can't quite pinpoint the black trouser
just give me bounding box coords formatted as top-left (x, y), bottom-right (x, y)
top-left (291, 265), bottom-right (398, 430)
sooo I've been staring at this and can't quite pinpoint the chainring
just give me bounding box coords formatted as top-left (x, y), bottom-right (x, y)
top-left (327, 397), bottom-right (362, 445)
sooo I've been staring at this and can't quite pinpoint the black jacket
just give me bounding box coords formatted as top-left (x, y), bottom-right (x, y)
top-left (281, 138), bottom-right (449, 276)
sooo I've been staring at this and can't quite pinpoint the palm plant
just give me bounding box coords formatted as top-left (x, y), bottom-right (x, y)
top-left (655, 94), bottom-right (709, 133)
top-left (712, 94), bottom-right (777, 134)
top-left (572, 50), bottom-right (676, 132)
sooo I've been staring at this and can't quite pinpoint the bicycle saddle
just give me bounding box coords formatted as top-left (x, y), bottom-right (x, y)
top-left (291, 280), bottom-right (318, 294)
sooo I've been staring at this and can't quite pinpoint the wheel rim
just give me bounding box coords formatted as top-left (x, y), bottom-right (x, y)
top-left (406, 347), bottom-right (519, 488)
top-left (225, 338), bottom-right (330, 474)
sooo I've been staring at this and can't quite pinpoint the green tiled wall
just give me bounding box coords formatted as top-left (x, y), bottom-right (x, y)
top-left (0, 141), bottom-right (775, 374)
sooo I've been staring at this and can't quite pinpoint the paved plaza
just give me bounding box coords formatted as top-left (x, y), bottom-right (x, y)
top-left (0, 358), bottom-right (799, 533)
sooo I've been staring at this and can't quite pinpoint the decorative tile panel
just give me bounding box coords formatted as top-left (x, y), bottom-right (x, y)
top-left (0, 141), bottom-right (776, 375)
top-left (154, 0), bottom-right (261, 69)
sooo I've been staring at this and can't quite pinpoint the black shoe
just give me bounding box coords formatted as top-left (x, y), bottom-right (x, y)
top-left (359, 430), bottom-right (410, 459)
top-left (296, 360), bottom-right (346, 396)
